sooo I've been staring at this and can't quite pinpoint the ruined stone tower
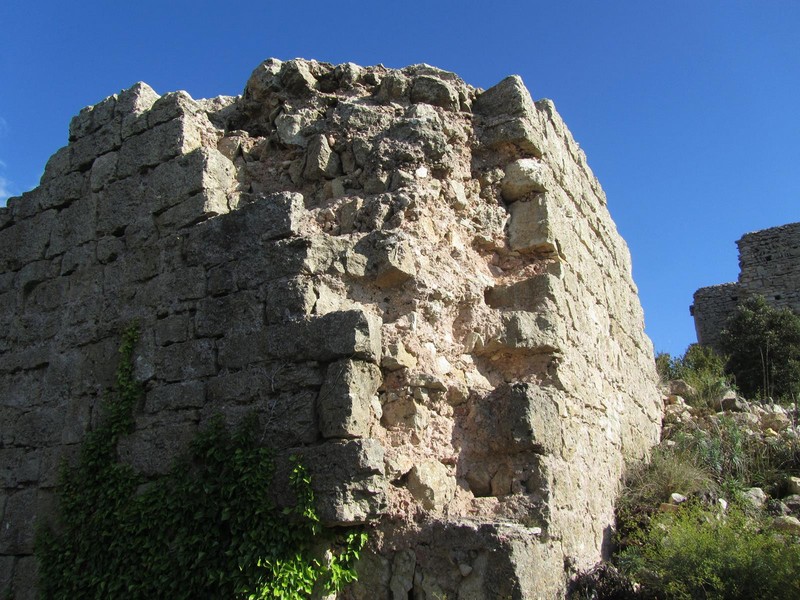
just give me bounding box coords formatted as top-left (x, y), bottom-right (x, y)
top-left (0, 59), bottom-right (662, 598)
top-left (692, 222), bottom-right (800, 351)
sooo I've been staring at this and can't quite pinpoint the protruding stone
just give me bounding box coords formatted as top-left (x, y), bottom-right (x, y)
top-left (500, 158), bottom-right (548, 201)
top-left (304, 134), bottom-right (341, 180)
top-left (407, 460), bottom-right (456, 510)
top-left (319, 359), bottom-right (382, 439)
top-left (410, 76), bottom-right (459, 111)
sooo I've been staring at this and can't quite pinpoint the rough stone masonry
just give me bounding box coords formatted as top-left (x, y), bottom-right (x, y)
top-left (692, 222), bottom-right (800, 351)
top-left (0, 59), bottom-right (662, 598)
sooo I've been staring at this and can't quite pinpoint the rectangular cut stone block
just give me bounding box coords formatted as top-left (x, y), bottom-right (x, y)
top-left (466, 383), bottom-right (562, 456)
top-left (0, 210), bottom-right (57, 272)
top-left (117, 417), bottom-right (198, 476)
top-left (0, 489), bottom-right (38, 554)
top-left (69, 121), bottom-right (122, 172)
top-left (484, 273), bottom-right (560, 311)
top-left (146, 147), bottom-right (234, 213)
top-left (116, 116), bottom-right (204, 179)
top-left (144, 380), bottom-right (206, 413)
top-left (266, 309), bottom-right (382, 363)
top-left (154, 339), bottom-right (216, 382)
top-left (319, 359), bottom-right (382, 439)
top-left (155, 189), bottom-right (230, 230)
top-left (283, 439), bottom-right (387, 525)
top-left (195, 290), bottom-right (264, 337)
top-left (480, 311), bottom-right (564, 356)
top-left (183, 192), bottom-right (303, 267)
top-left (10, 556), bottom-right (38, 600)
top-left (473, 75), bottom-right (544, 157)
top-left (507, 194), bottom-right (558, 255)
top-left (265, 277), bottom-right (316, 323)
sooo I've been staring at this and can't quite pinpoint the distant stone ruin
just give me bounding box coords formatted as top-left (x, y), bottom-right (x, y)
top-left (692, 222), bottom-right (800, 351)
top-left (0, 59), bottom-right (661, 598)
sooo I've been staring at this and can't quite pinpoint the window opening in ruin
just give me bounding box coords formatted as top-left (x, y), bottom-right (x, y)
top-left (766, 255), bottom-right (773, 261)
top-left (775, 295), bottom-right (782, 300)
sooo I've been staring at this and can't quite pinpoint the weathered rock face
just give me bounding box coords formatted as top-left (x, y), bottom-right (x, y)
top-left (0, 58), bottom-right (661, 598)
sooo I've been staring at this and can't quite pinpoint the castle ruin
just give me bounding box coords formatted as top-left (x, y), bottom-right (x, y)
top-left (0, 59), bottom-right (662, 598)
top-left (691, 222), bottom-right (800, 351)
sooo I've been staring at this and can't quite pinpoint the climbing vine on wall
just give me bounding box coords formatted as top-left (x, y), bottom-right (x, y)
top-left (36, 325), bottom-right (365, 599)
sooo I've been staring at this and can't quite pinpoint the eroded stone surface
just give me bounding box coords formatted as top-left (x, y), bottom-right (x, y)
top-left (0, 58), bottom-right (661, 598)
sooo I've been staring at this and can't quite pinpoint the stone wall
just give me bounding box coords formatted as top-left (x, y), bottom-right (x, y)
top-left (692, 222), bottom-right (800, 350)
top-left (0, 59), bottom-right (662, 599)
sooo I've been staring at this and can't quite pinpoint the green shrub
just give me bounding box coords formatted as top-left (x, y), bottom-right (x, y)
top-left (619, 503), bottom-right (800, 600)
top-left (616, 448), bottom-right (716, 550)
top-left (720, 295), bottom-right (800, 401)
top-left (658, 345), bottom-right (731, 408)
top-left (36, 326), bottom-right (365, 599)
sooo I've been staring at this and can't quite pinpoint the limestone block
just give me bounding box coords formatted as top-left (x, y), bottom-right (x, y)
top-left (154, 339), bottom-right (216, 382)
top-left (0, 210), bottom-right (57, 272)
top-left (481, 311), bottom-right (563, 356)
top-left (375, 71), bottom-right (410, 104)
top-left (216, 330), bottom-right (269, 370)
top-left (501, 158), bottom-right (549, 201)
top-left (484, 273), bottom-right (560, 312)
top-left (265, 277), bottom-right (316, 324)
top-left (304, 134), bottom-right (341, 180)
top-left (69, 93), bottom-right (118, 141)
top-left (47, 196), bottom-right (97, 257)
top-left (319, 359), bottom-right (382, 439)
top-left (144, 380), bottom-right (206, 413)
top-left (0, 489), bottom-right (38, 554)
top-left (117, 82), bottom-right (162, 138)
top-left (381, 340), bottom-right (417, 371)
top-left (183, 192), bottom-right (303, 267)
top-left (407, 460), bottom-right (456, 510)
top-left (12, 407), bottom-right (64, 447)
top-left (69, 121), bottom-right (122, 173)
top-left (370, 234), bottom-right (417, 288)
top-left (145, 91), bottom-right (202, 129)
top-left (0, 448), bottom-right (40, 488)
top-left (117, 417), bottom-right (198, 476)
top-left (507, 194), bottom-right (558, 255)
top-left (472, 75), bottom-right (543, 157)
top-left (90, 151), bottom-right (118, 191)
top-left (266, 309), bottom-right (382, 363)
top-left (280, 59), bottom-right (318, 96)
top-left (38, 171), bottom-right (87, 211)
top-left (195, 290), bottom-right (264, 337)
top-left (284, 439), bottom-right (387, 525)
top-left (145, 147), bottom-right (235, 214)
top-left (466, 383), bottom-right (562, 455)
top-left (410, 75), bottom-right (459, 111)
top-left (10, 556), bottom-right (38, 600)
top-left (40, 145), bottom-right (72, 183)
top-left (116, 116), bottom-right (205, 179)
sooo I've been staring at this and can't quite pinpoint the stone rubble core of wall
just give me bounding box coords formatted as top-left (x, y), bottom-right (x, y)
top-left (0, 58), bottom-right (662, 599)
top-left (692, 222), bottom-right (800, 351)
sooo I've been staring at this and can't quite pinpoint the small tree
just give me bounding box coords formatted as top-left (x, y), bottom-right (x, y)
top-left (719, 295), bottom-right (800, 401)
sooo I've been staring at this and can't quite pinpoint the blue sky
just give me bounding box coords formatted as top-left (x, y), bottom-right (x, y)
top-left (1, 1), bottom-right (798, 356)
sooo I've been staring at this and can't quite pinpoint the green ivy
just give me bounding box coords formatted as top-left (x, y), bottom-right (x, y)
top-left (36, 325), bottom-right (365, 599)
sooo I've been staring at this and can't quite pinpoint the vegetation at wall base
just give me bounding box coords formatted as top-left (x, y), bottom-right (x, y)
top-left (720, 295), bottom-right (800, 402)
top-left (655, 344), bottom-right (731, 408)
top-left (36, 325), bottom-right (365, 599)
top-left (617, 503), bottom-right (800, 600)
